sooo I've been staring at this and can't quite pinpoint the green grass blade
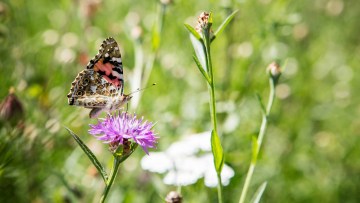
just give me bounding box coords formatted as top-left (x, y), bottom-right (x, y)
top-left (255, 93), bottom-right (266, 115)
top-left (151, 24), bottom-right (160, 51)
top-left (250, 182), bottom-right (267, 203)
top-left (65, 127), bottom-right (108, 182)
top-left (251, 135), bottom-right (259, 164)
top-left (212, 10), bottom-right (238, 42)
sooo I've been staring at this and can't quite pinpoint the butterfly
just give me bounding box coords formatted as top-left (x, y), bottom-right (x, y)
top-left (67, 37), bottom-right (132, 118)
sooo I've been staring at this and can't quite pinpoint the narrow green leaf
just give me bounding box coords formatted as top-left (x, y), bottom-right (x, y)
top-left (189, 34), bottom-right (207, 72)
top-left (211, 130), bottom-right (224, 173)
top-left (193, 55), bottom-right (211, 84)
top-left (212, 10), bottom-right (238, 42)
top-left (250, 182), bottom-right (268, 203)
top-left (255, 93), bottom-right (266, 115)
top-left (151, 24), bottom-right (160, 51)
top-left (65, 127), bottom-right (108, 182)
top-left (208, 12), bottom-right (213, 24)
top-left (251, 135), bottom-right (259, 164)
top-left (184, 23), bottom-right (202, 40)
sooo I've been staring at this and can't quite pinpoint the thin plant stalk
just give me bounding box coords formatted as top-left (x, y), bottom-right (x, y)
top-left (204, 26), bottom-right (223, 203)
top-left (186, 11), bottom-right (237, 203)
top-left (131, 2), bottom-right (167, 109)
top-left (143, 2), bottom-right (167, 84)
top-left (100, 144), bottom-right (138, 203)
top-left (239, 77), bottom-right (276, 203)
top-left (100, 156), bottom-right (121, 203)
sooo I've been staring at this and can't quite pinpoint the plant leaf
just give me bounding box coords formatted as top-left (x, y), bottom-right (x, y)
top-left (212, 10), bottom-right (238, 42)
top-left (250, 182), bottom-right (268, 203)
top-left (255, 93), bottom-right (266, 115)
top-left (193, 55), bottom-right (211, 84)
top-left (211, 130), bottom-right (224, 173)
top-left (65, 127), bottom-right (108, 182)
top-left (184, 23), bottom-right (202, 40)
top-left (189, 34), bottom-right (207, 72)
top-left (251, 135), bottom-right (259, 164)
top-left (151, 24), bottom-right (160, 51)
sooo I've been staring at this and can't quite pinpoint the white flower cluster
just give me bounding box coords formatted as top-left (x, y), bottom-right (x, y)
top-left (141, 132), bottom-right (234, 187)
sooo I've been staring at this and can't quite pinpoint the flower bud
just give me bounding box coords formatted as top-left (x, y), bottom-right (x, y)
top-left (0, 87), bottom-right (24, 127)
top-left (267, 62), bottom-right (282, 83)
top-left (165, 191), bottom-right (182, 203)
top-left (195, 12), bottom-right (213, 38)
top-left (160, 0), bottom-right (173, 5)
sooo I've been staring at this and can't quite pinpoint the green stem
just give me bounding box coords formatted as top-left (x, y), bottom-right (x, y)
top-left (217, 173), bottom-right (223, 203)
top-left (204, 29), bottom-right (223, 203)
top-left (204, 29), bottom-right (217, 139)
top-left (239, 77), bottom-right (276, 203)
top-left (100, 156), bottom-right (121, 203)
top-left (143, 2), bottom-right (166, 85)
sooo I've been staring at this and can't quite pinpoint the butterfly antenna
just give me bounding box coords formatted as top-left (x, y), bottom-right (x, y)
top-left (128, 83), bottom-right (156, 96)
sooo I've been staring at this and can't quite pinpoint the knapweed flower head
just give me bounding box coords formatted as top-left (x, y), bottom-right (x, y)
top-left (89, 111), bottom-right (158, 155)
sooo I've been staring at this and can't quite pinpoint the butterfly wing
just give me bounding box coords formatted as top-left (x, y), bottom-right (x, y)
top-left (67, 37), bottom-right (130, 118)
top-left (67, 69), bottom-right (118, 107)
top-left (86, 37), bottom-right (124, 94)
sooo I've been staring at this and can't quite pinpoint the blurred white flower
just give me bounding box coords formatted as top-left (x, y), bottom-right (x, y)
top-left (141, 132), bottom-right (235, 187)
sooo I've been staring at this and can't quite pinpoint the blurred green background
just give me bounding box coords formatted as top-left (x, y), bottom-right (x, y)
top-left (1, 0), bottom-right (359, 202)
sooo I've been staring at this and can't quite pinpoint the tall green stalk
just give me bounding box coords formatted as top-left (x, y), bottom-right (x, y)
top-left (100, 156), bottom-right (121, 203)
top-left (100, 144), bottom-right (138, 203)
top-left (185, 11), bottom-right (237, 203)
top-left (206, 31), bottom-right (224, 203)
top-left (204, 29), bottom-right (223, 203)
top-left (239, 64), bottom-right (280, 203)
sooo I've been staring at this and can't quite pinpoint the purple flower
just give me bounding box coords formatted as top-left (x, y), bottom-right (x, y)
top-left (89, 111), bottom-right (158, 154)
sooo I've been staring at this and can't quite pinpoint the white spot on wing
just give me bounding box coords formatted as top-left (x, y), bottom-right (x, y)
top-left (112, 57), bottom-right (122, 63)
top-left (90, 85), bottom-right (97, 92)
top-left (101, 79), bottom-right (107, 85)
top-left (112, 71), bottom-right (122, 79)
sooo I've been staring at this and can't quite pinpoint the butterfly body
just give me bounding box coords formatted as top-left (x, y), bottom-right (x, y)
top-left (67, 37), bottom-right (131, 118)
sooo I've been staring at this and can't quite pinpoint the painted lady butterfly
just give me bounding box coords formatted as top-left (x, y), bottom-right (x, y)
top-left (67, 37), bottom-right (132, 118)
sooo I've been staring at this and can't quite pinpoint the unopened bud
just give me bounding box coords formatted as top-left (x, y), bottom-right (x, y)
top-left (160, 0), bottom-right (173, 5)
top-left (0, 87), bottom-right (24, 127)
top-left (267, 62), bottom-right (281, 82)
top-left (195, 12), bottom-right (213, 37)
top-left (165, 191), bottom-right (182, 203)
